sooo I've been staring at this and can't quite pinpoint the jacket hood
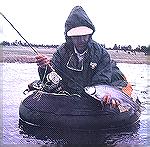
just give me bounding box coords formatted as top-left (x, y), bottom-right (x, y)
top-left (65, 6), bottom-right (95, 38)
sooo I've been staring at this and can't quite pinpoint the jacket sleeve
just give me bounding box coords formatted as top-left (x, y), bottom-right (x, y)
top-left (38, 65), bottom-right (52, 83)
top-left (51, 50), bottom-right (64, 76)
top-left (91, 48), bottom-right (112, 85)
top-left (111, 60), bottom-right (128, 88)
top-left (38, 46), bottom-right (63, 83)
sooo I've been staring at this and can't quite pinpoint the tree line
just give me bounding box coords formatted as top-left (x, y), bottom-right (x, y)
top-left (1, 40), bottom-right (150, 55)
top-left (107, 43), bottom-right (150, 55)
top-left (0, 40), bottom-right (59, 48)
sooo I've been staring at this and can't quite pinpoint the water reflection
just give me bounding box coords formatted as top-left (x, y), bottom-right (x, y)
top-left (19, 119), bottom-right (140, 145)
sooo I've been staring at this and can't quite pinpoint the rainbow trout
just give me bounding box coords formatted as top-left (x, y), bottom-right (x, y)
top-left (85, 85), bottom-right (140, 113)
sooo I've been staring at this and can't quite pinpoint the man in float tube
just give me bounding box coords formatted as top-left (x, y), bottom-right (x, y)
top-left (36, 6), bottom-right (132, 107)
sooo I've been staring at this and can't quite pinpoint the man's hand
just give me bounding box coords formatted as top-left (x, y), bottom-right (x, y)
top-left (35, 54), bottom-right (51, 68)
top-left (103, 94), bottom-right (120, 108)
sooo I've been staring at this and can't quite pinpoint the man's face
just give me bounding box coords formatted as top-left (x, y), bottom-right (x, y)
top-left (71, 34), bottom-right (90, 54)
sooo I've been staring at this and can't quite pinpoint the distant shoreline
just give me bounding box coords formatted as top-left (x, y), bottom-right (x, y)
top-left (1, 46), bottom-right (150, 64)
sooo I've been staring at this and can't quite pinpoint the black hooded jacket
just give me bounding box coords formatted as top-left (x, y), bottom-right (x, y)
top-left (38, 6), bottom-right (115, 94)
top-left (64, 6), bottom-right (95, 37)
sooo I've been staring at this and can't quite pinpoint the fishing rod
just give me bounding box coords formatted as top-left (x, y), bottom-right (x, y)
top-left (1, 13), bottom-right (109, 106)
top-left (1, 12), bottom-right (86, 91)
top-left (1, 13), bottom-right (127, 108)
top-left (0, 12), bottom-right (38, 54)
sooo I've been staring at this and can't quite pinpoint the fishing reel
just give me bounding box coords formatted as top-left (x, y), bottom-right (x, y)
top-left (42, 71), bottom-right (63, 93)
top-left (46, 71), bottom-right (62, 84)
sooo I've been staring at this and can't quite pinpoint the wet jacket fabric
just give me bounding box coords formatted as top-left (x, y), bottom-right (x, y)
top-left (38, 6), bottom-right (127, 94)
top-left (53, 42), bottom-right (111, 94)
top-left (111, 60), bottom-right (128, 88)
top-left (38, 6), bottom-right (112, 94)
top-left (38, 40), bottom-right (112, 94)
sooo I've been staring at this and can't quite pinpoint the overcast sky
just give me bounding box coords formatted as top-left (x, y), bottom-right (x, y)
top-left (1, 0), bottom-right (150, 48)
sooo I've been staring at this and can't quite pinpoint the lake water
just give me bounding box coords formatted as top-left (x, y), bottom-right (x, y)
top-left (1, 63), bottom-right (150, 146)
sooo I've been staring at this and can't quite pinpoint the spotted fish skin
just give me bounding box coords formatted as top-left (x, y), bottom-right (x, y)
top-left (85, 85), bottom-right (141, 112)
